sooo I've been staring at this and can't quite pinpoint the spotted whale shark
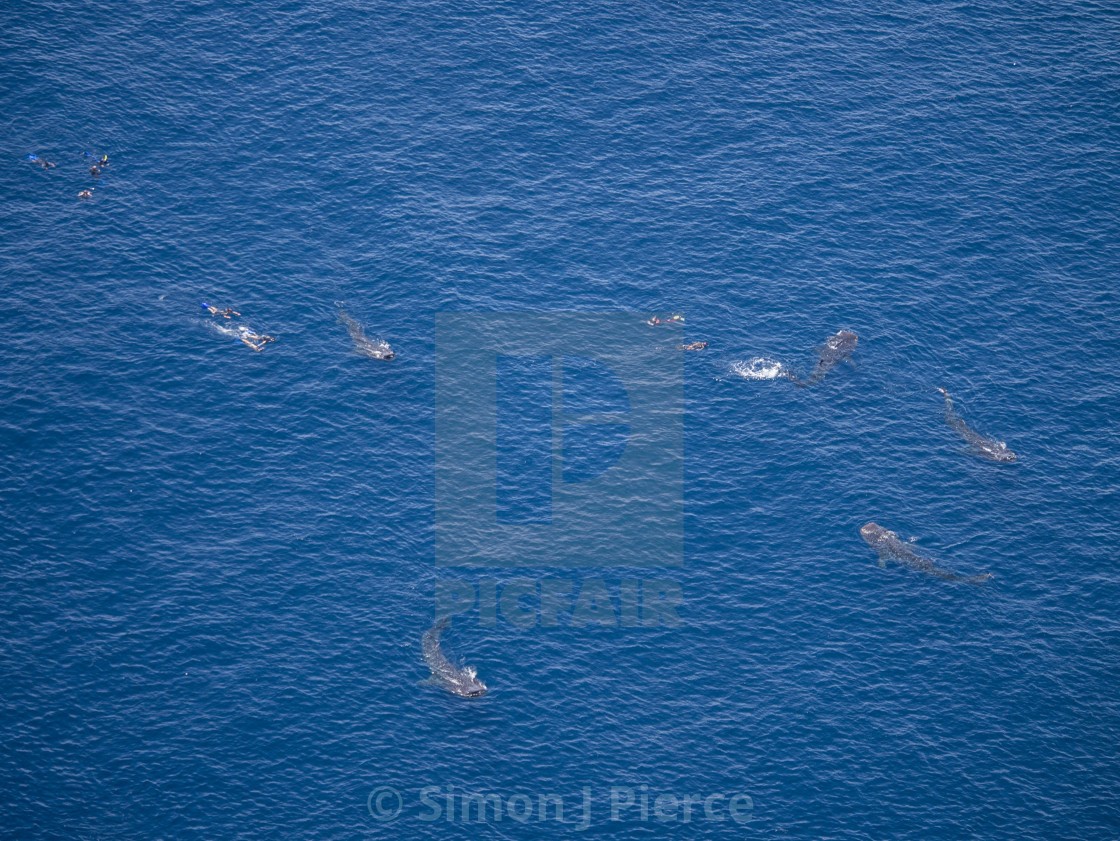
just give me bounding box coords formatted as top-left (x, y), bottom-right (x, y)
top-left (938, 387), bottom-right (1015, 462)
top-left (422, 617), bottom-right (487, 698)
top-left (788, 330), bottom-right (858, 386)
top-left (337, 304), bottom-right (394, 360)
top-left (860, 522), bottom-right (992, 584)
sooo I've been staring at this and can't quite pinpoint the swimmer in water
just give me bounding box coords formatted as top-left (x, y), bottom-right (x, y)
top-left (78, 188), bottom-right (94, 199)
top-left (90, 165), bottom-right (101, 176)
top-left (237, 325), bottom-right (275, 351)
top-left (202, 303), bottom-right (241, 318)
top-left (680, 341), bottom-right (708, 351)
top-left (647, 313), bottom-right (684, 327)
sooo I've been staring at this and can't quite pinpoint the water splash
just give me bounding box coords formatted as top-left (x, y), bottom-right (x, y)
top-left (730, 357), bottom-right (788, 381)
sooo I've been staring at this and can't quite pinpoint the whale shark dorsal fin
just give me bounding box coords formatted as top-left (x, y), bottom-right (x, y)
top-left (465, 666), bottom-right (477, 679)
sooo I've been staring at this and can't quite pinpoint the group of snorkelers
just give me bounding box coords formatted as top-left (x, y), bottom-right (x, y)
top-left (647, 313), bottom-right (707, 351)
top-left (79, 153), bottom-right (109, 199)
top-left (88, 153), bottom-right (109, 177)
top-left (201, 302), bottom-right (275, 352)
top-left (27, 151), bottom-right (110, 199)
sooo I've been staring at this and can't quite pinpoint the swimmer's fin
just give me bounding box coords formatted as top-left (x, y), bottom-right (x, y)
top-left (26, 154), bottom-right (38, 161)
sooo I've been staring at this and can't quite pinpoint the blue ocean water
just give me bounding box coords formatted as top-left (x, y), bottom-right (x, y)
top-left (3, 0), bottom-right (1120, 838)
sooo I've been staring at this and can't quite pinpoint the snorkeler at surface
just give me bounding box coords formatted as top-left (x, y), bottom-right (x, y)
top-left (237, 325), bottom-right (275, 351)
top-left (647, 314), bottom-right (684, 327)
top-left (90, 165), bottom-right (101, 177)
top-left (78, 188), bottom-right (93, 199)
top-left (680, 342), bottom-right (708, 351)
top-left (201, 303), bottom-right (241, 318)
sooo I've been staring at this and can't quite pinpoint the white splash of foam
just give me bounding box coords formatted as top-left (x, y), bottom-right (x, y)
top-left (208, 321), bottom-right (262, 342)
top-left (209, 321), bottom-right (240, 339)
top-left (730, 358), bottom-right (787, 380)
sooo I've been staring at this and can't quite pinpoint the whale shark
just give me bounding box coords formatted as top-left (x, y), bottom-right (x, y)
top-left (791, 330), bottom-right (858, 387)
top-left (337, 305), bottom-right (394, 360)
top-left (938, 387), bottom-right (1015, 462)
top-left (860, 523), bottom-right (992, 584)
top-left (422, 617), bottom-right (487, 698)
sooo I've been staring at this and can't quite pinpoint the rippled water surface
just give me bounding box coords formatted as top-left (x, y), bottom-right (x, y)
top-left (2, 1), bottom-right (1119, 838)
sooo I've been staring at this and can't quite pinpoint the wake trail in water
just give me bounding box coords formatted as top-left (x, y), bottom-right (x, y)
top-left (208, 321), bottom-right (240, 340)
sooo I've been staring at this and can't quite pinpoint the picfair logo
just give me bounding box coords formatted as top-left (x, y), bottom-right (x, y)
top-left (435, 313), bottom-right (682, 569)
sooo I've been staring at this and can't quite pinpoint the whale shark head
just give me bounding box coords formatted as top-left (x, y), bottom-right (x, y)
top-left (830, 330), bottom-right (858, 352)
top-left (982, 441), bottom-right (1016, 462)
top-left (449, 667), bottom-right (488, 698)
top-left (860, 522), bottom-right (890, 546)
